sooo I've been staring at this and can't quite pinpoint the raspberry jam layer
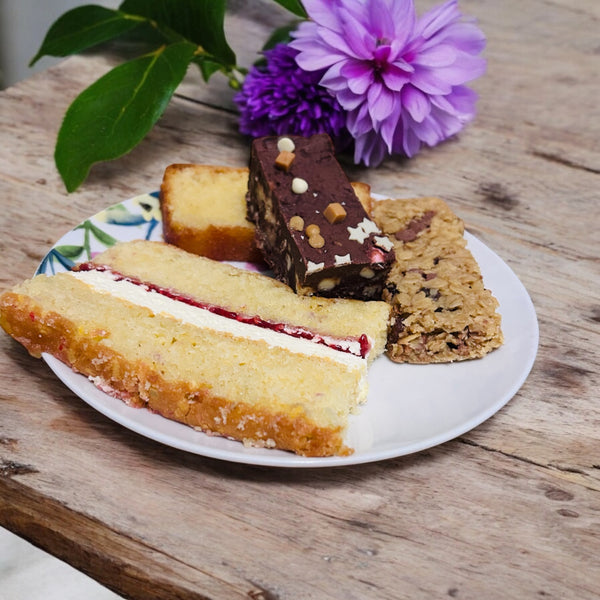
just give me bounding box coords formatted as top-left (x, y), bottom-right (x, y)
top-left (74, 263), bottom-right (371, 359)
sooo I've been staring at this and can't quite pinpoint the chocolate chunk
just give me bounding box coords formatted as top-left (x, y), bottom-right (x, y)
top-left (407, 268), bottom-right (437, 281)
top-left (395, 211), bottom-right (436, 242)
top-left (384, 281), bottom-right (399, 297)
top-left (421, 287), bottom-right (441, 300)
top-left (388, 312), bottom-right (410, 344)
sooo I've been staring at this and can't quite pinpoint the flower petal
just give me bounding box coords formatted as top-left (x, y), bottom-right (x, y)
top-left (284, 0), bottom-right (485, 166)
top-left (294, 44), bottom-right (349, 71)
top-left (302, 0), bottom-right (346, 33)
top-left (318, 63), bottom-right (349, 91)
top-left (425, 107), bottom-right (461, 139)
top-left (410, 65), bottom-right (453, 95)
top-left (346, 102), bottom-right (372, 137)
top-left (432, 85), bottom-right (478, 116)
top-left (394, 115), bottom-right (422, 157)
top-left (354, 129), bottom-right (390, 166)
top-left (234, 43), bottom-right (349, 145)
top-left (438, 22), bottom-right (487, 55)
top-left (367, 0), bottom-right (395, 41)
top-left (389, 0), bottom-right (417, 47)
top-left (381, 62), bottom-right (412, 91)
top-left (338, 8), bottom-right (378, 58)
top-left (412, 113), bottom-right (444, 145)
top-left (435, 54), bottom-right (487, 84)
top-left (416, 0), bottom-right (460, 39)
top-left (319, 27), bottom-right (366, 60)
top-left (337, 89), bottom-right (365, 111)
top-left (379, 95), bottom-right (402, 150)
top-left (367, 83), bottom-right (397, 122)
top-left (341, 61), bottom-right (374, 94)
top-left (412, 44), bottom-right (457, 67)
top-left (401, 85), bottom-right (431, 123)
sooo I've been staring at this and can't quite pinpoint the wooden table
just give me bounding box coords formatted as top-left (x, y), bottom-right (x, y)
top-left (1, 1), bottom-right (598, 598)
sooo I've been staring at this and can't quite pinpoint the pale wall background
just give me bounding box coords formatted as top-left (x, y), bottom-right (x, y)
top-left (0, 0), bottom-right (118, 88)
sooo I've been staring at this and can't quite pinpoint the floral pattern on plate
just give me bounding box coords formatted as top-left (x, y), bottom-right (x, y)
top-left (37, 192), bottom-right (162, 275)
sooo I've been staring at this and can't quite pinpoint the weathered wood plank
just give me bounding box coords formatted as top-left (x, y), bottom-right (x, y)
top-left (1, 0), bottom-right (599, 598)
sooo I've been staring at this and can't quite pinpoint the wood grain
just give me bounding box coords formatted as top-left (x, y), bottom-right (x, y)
top-left (1, 1), bottom-right (599, 598)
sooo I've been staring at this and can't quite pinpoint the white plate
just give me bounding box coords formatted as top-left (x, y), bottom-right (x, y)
top-left (39, 192), bottom-right (538, 467)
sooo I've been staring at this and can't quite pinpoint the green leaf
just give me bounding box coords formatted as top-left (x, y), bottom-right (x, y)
top-left (251, 21), bottom-right (303, 69)
top-left (55, 41), bottom-right (196, 192)
top-left (192, 55), bottom-right (225, 82)
top-left (53, 244), bottom-right (85, 259)
top-left (87, 222), bottom-right (118, 246)
top-left (272, 0), bottom-right (307, 18)
top-left (30, 5), bottom-right (142, 66)
top-left (119, 0), bottom-right (235, 66)
top-left (261, 21), bottom-right (303, 52)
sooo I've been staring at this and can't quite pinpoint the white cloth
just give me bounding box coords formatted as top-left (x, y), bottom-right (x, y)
top-left (0, 527), bottom-right (121, 600)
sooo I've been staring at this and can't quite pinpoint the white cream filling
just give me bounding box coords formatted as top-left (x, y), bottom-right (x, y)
top-left (67, 270), bottom-right (367, 374)
top-left (277, 324), bottom-right (363, 358)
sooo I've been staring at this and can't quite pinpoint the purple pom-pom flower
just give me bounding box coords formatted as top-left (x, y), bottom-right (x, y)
top-left (290, 0), bottom-right (486, 166)
top-left (234, 42), bottom-right (349, 146)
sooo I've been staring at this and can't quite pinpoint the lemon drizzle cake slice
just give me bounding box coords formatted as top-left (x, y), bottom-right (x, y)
top-left (160, 164), bottom-right (263, 262)
top-left (0, 241), bottom-right (391, 456)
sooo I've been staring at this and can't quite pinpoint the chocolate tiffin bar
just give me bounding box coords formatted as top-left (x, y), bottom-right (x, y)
top-left (246, 134), bottom-right (395, 300)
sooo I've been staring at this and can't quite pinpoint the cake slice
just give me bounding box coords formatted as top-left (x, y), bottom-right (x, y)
top-left (246, 134), bottom-right (395, 299)
top-left (371, 197), bottom-right (503, 363)
top-left (0, 241), bottom-right (391, 456)
top-left (160, 163), bottom-right (374, 263)
top-left (88, 240), bottom-right (390, 363)
top-left (160, 164), bottom-right (262, 262)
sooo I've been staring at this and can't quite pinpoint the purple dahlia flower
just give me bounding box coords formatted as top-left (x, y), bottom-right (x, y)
top-left (289, 0), bottom-right (486, 166)
top-left (234, 43), bottom-right (349, 146)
